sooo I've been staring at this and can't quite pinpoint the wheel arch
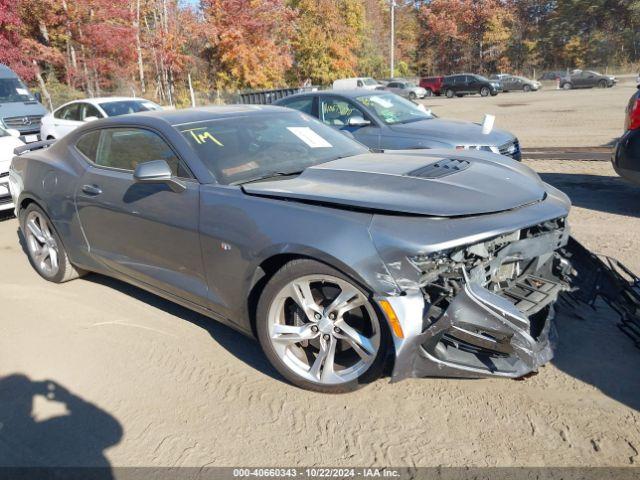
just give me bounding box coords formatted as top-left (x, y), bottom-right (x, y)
top-left (245, 248), bottom-right (387, 338)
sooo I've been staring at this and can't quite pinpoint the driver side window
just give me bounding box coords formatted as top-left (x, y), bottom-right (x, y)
top-left (76, 128), bottom-right (191, 178)
top-left (319, 97), bottom-right (367, 127)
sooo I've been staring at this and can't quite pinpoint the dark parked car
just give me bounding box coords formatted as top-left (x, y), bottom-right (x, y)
top-left (441, 74), bottom-right (501, 98)
top-left (538, 71), bottom-right (567, 81)
top-left (490, 74), bottom-right (541, 92)
top-left (559, 70), bottom-right (616, 90)
top-left (419, 76), bottom-right (444, 96)
top-left (275, 90), bottom-right (521, 159)
top-left (612, 87), bottom-right (640, 184)
top-left (11, 105), bottom-right (580, 392)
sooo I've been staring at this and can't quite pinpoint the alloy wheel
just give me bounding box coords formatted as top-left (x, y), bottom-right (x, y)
top-left (266, 274), bottom-right (381, 385)
top-left (25, 210), bottom-right (60, 278)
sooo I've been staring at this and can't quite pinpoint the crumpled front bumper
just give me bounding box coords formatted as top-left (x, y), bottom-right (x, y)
top-left (382, 236), bottom-right (640, 381)
top-left (384, 281), bottom-right (558, 382)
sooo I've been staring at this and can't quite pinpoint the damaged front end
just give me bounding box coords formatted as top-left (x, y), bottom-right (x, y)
top-left (386, 217), bottom-right (574, 381)
top-left (370, 185), bottom-right (640, 381)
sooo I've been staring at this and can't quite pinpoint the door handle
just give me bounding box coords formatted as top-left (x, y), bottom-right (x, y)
top-left (82, 184), bottom-right (102, 196)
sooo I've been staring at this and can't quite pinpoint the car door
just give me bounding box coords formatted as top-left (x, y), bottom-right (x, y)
top-left (318, 96), bottom-right (380, 148)
top-left (450, 76), bottom-right (463, 93)
top-left (466, 75), bottom-right (480, 93)
top-left (73, 127), bottom-right (208, 306)
top-left (53, 103), bottom-right (83, 138)
top-left (572, 72), bottom-right (588, 87)
top-left (386, 82), bottom-right (400, 95)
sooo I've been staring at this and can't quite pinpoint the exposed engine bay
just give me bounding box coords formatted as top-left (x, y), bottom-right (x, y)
top-left (390, 217), bottom-right (640, 381)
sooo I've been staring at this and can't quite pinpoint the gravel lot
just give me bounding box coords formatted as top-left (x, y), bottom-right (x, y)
top-left (420, 79), bottom-right (635, 149)
top-left (1, 84), bottom-right (639, 469)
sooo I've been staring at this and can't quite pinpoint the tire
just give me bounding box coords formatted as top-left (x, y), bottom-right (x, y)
top-left (445, 89), bottom-right (455, 98)
top-left (523, 84), bottom-right (531, 92)
top-left (408, 91), bottom-right (417, 100)
top-left (562, 82), bottom-right (572, 90)
top-left (598, 79), bottom-right (607, 88)
top-left (20, 203), bottom-right (85, 283)
top-left (480, 86), bottom-right (490, 97)
top-left (425, 88), bottom-right (433, 97)
top-left (256, 259), bottom-right (390, 393)
top-left (490, 91), bottom-right (498, 96)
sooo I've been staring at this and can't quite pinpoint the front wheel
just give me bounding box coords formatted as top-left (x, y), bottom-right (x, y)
top-left (408, 91), bottom-right (417, 100)
top-left (598, 79), bottom-right (608, 88)
top-left (256, 259), bottom-right (389, 393)
top-left (20, 203), bottom-right (85, 283)
top-left (562, 82), bottom-right (572, 90)
top-left (480, 86), bottom-right (490, 97)
top-left (445, 89), bottom-right (455, 98)
top-left (523, 84), bottom-right (531, 92)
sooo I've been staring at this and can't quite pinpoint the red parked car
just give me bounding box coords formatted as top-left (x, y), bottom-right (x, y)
top-left (612, 87), bottom-right (640, 184)
top-left (419, 76), bottom-right (444, 96)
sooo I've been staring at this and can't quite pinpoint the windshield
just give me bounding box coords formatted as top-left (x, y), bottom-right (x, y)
top-left (177, 111), bottom-right (368, 185)
top-left (99, 100), bottom-right (161, 117)
top-left (362, 78), bottom-right (378, 86)
top-left (356, 93), bottom-right (434, 125)
top-left (0, 78), bottom-right (35, 103)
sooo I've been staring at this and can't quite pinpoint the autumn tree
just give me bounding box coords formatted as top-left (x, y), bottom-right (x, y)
top-left (201, 0), bottom-right (295, 90)
top-left (288, 0), bottom-right (365, 85)
top-left (0, 0), bottom-right (35, 79)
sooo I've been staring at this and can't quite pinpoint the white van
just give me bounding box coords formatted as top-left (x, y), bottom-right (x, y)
top-left (332, 77), bottom-right (381, 90)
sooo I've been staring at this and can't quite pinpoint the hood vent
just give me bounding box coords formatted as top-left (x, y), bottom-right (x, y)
top-left (407, 158), bottom-right (470, 179)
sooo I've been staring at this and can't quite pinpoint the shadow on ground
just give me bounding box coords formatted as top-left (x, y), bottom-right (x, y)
top-left (83, 274), bottom-right (285, 385)
top-left (553, 301), bottom-right (640, 411)
top-left (539, 172), bottom-right (640, 217)
top-left (0, 374), bottom-right (121, 477)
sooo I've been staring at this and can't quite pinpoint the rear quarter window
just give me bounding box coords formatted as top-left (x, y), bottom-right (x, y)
top-left (75, 130), bottom-right (101, 162)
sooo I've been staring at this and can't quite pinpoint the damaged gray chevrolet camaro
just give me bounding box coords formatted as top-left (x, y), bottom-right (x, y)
top-left (9, 106), bottom-right (636, 393)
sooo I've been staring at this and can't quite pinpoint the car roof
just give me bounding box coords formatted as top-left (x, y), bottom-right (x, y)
top-left (53, 97), bottom-right (158, 112)
top-left (93, 104), bottom-right (292, 127)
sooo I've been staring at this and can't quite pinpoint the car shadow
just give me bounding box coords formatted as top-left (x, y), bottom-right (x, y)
top-left (539, 172), bottom-right (640, 217)
top-left (0, 374), bottom-right (122, 476)
top-left (82, 274), bottom-right (285, 385)
top-left (552, 300), bottom-right (640, 411)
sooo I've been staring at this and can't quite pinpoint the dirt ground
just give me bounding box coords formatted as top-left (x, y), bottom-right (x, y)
top-left (420, 79), bottom-right (636, 149)
top-left (1, 86), bottom-right (640, 469)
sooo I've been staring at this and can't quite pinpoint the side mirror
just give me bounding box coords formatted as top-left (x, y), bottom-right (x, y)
top-left (347, 116), bottom-right (371, 127)
top-left (6, 128), bottom-right (21, 138)
top-left (133, 160), bottom-right (185, 193)
top-left (84, 116), bottom-right (99, 123)
top-left (34, 92), bottom-right (42, 103)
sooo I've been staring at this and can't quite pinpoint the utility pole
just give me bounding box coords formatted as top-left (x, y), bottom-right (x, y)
top-left (390, 0), bottom-right (396, 78)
